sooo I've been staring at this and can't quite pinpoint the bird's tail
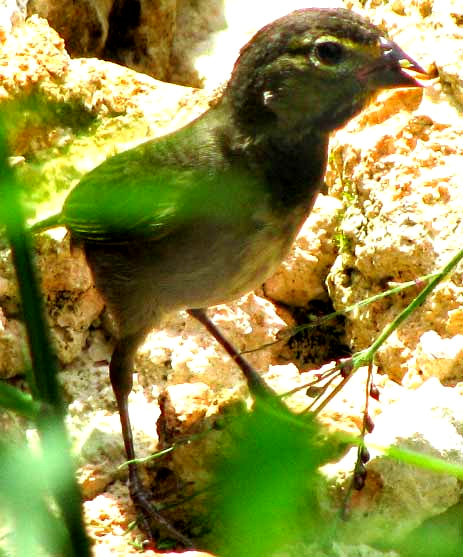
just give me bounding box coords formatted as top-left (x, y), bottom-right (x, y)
top-left (29, 213), bottom-right (63, 234)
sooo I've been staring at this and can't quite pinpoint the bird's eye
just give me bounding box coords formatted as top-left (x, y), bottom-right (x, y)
top-left (314, 41), bottom-right (344, 66)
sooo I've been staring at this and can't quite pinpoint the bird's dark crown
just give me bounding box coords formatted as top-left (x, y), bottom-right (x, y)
top-left (238, 8), bottom-right (381, 64)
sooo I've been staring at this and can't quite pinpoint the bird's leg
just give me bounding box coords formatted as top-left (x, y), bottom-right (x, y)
top-left (188, 308), bottom-right (284, 405)
top-left (110, 333), bottom-right (193, 548)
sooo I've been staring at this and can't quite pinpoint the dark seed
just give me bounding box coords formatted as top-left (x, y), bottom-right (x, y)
top-left (353, 464), bottom-right (367, 490)
top-left (360, 445), bottom-right (370, 463)
top-left (370, 384), bottom-right (380, 400)
top-left (365, 413), bottom-right (375, 433)
top-left (306, 386), bottom-right (324, 397)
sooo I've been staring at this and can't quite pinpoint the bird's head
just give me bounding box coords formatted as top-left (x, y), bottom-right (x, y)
top-left (226, 8), bottom-right (427, 136)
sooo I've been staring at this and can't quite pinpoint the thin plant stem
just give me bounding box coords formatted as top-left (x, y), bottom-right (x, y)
top-left (0, 380), bottom-right (40, 421)
top-left (0, 124), bottom-right (91, 556)
top-left (352, 246), bottom-right (463, 370)
top-left (241, 271), bottom-right (440, 355)
top-left (289, 246), bottom-right (463, 414)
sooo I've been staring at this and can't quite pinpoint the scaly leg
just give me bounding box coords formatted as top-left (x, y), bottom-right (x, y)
top-left (188, 308), bottom-right (285, 407)
top-left (109, 333), bottom-right (193, 548)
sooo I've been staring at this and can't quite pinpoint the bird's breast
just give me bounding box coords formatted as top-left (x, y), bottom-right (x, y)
top-left (84, 202), bottom-right (309, 337)
top-left (154, 202), bottom-right (308, 311)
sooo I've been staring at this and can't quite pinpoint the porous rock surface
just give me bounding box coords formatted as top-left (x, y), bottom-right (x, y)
top-left (327, 0), bottom-right (463, 389)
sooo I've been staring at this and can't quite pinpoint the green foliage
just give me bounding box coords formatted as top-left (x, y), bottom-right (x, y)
top-left (0, 92), bottom-right (96, 161)
top-left (213, 404), bottom-right (331, 557)
top-left (0, 119), bottom-right (91, 556)
top-left (332, 175), bottom-right (358, 255)
top-left (0, 438), bottom-right (76, 555)
top-left (392, 502), bottom-right (463, 557)
top-left (333, 228), bottom-right (353, 253)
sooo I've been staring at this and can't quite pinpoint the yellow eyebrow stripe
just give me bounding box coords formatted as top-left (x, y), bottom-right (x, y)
top-left (291, 33), bottom-right (382, 57)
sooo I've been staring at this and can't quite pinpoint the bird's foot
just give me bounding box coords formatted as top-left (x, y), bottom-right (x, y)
top-left (129, 469), bottom-right (194, 549)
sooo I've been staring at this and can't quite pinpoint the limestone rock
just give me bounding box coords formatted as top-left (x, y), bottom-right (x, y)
top-left (413, 330), bottom-right (463, 384)
top-left (75, 414), bottom-right (126, 499)
top-left (326, 60), bottom-right (463, 383)
top-left (0, 311), bottom-right (26, 378)
top-left (0, 15), bottom-right (210, 214)
top-left (27, 0), bottom-right (176, 82)
top-left (324, 379), bottom-right (463, 545)
top-left (263, 195), bottom-right (342, 307)
top-left (135, 293), bottom-right (287, 401)
top-left (25, 0), bottom-right (341, 88)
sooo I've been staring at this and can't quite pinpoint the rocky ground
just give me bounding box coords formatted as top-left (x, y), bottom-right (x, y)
top-left (1, 0), bottom-right (463, 555)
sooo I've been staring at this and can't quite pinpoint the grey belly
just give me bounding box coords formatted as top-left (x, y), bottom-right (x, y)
top-left (83, 212), bottom-right (305, 337)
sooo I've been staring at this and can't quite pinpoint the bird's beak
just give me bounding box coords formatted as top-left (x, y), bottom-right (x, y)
top-left (358, 38), bottom-right (428, 89)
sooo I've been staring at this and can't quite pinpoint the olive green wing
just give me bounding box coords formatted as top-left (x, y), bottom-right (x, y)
top-left (63, 143), bottom-right (205, 244)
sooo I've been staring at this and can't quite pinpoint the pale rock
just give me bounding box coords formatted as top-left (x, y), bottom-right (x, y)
top-left (65, 366), bottom-right (161, 460)
top-left (324, 379), bottom-right (463, 545)
top-left (50, 327), bottom-right (90, 366)
top-left (157, 381), bottom-right (222, 490)
top-left (137, 293), bottom-right (287, 402)
top-left (27, 0), bottom-right (112, 56)
top-left (0, 0), bottom-right (26, 35)
top-left (26, 0), bottom-right (344, 88)
top-left (27, 0), bottom-right (176, 82)
top-left (159, 382), bottom-right (214, 434)
top-left (36, 235), bottom-right (105, 364)
top-left (83, 484), bottom-right (137, 556)
top-left (414, 330), bottom-right (463, 383)
top-left (0, 15), bottom-right (210, 216)
top-left (264, 195), bottom-right (343, 307)
top-left (446, 307), bottom-right (463, 336)
top-left (0, 314), bottom-right (26, 378)
top-left (75, 413), bottom-right (126, 498)
top-left (265, 363), bottom-right (308, 405)
top-left (67, 371), bottom-right (162, 500)
top-left (326, 72), bottom-right (463, 385)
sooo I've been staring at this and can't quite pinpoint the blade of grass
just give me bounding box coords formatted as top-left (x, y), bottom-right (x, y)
top-left (353, 245), bottom-right (463, 369)
top-left (0, 122), bottom-right (91, 556)
top-left (241, 271), bottom-right (440, 355)
top-left (332, 430), bottom-right (463, 479)
top-left (0, 439), bottom-right (72, 555)
top-left (0, 380), bottom-right (40, 421)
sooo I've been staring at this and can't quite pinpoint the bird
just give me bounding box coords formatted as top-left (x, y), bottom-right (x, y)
top-left (31, 7), bottom-right (427, 547)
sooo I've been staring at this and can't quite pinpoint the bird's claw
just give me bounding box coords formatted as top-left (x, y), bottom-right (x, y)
top-left (129, 474), bottom-right (195, 549)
